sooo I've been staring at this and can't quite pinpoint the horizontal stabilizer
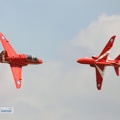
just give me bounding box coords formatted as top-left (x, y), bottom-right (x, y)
top-left (115, 55), bottom-right (120, 60)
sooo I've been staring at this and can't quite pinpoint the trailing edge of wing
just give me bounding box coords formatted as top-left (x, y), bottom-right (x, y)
top-left (95, 65), bottom-right (105, 90)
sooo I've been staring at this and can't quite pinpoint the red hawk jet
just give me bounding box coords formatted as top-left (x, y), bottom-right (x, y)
top-left (0, 33), bottom-right (43, 89)
top-left (77, 36), bottom-right (120, 90)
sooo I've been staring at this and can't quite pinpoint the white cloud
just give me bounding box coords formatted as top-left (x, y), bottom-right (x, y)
top-left (72, 13), bottom-right (120, 91)
top-left (72, 14), bottom-right (120, 58)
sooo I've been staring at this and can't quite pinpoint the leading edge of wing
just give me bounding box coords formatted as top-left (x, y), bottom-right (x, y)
top-left (10, 64), bottom-right (22, 89)
top-left (95, 65), bottom-right (105, 90)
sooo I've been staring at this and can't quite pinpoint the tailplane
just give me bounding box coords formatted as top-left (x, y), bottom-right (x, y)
top-left (115, 54), bottom-right (120, 61)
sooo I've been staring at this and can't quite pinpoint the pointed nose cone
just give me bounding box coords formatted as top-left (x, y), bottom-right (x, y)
top-left (39, 59), bottom-right (43, 64)
top-left (77, 58), bottom-right (81, 63)
top-left (77, 58), bottom-right (86, 64)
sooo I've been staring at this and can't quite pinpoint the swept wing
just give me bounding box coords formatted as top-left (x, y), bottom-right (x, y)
top-left (97, 36), bottom-right (116, 62)
top-left (0, 33), bottom-right (17, 56)
top-left (10, 64), bottom-right (22, 89)
top-left (95, 65), bottom-right (105, 90)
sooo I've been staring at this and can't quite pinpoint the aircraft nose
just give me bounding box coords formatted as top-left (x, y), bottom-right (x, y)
top-left (39, 59), bottom-right (43, 64)
top-left (77, 58), bottom-right (85, 64)
top-left (77, 58), bottom-right (82, 63)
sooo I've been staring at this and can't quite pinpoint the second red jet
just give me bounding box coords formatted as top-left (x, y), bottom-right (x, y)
top-left (0, 33), bottom-right (43, 89)
top-left (77, 36), bottom-right (120, 90)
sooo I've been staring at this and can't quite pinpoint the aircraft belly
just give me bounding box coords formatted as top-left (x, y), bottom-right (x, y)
top-left (8, 60), bottom-right (28, 66)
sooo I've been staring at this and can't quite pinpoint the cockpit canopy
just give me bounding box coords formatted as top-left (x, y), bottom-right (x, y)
top-left (26, 55), bottom-right (39, 62)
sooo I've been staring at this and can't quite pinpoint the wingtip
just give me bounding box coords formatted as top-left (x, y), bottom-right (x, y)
top-left (16, 85), bottom-right (21, 89)
top-left (0, 32), bottom-right (4, 36)
top-left (97, 84), bottom-right (102, 90)
top-left (15, 80), bottom-right (22, 89)
top-left (97, 87), bottom-right (101, 90)
top-left (111, 35), bottom-right (116, 39)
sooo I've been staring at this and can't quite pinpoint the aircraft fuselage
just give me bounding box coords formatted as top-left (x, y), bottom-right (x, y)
top-left (77, 57), bottom-right (120, 66)
top-left (0, 53), bottom-right (43, 66)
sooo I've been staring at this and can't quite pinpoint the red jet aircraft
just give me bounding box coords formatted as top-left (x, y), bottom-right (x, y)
top-left (0, 33), bottom-right (43, 89)
top-left (77, 36), bottom-right (120, 90)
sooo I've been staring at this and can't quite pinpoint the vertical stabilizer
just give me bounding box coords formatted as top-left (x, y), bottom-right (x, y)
top-left (114, 55), bottom-right (120, 76)
top-left (114, 66), bottom-right (119, 76)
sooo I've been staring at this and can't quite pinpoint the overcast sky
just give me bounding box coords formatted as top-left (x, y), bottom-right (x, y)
top-left (0, 0), bottom-right (120, 120)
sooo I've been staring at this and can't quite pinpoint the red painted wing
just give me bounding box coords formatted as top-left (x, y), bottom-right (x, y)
top-left (98, 36), bottom-right (116, 58)
top-left (0, 33), bottom-right (17, 56)
top-left (95, 65), bottom-right (105, 90)
top-left (96, 36), bottom-right (116, 62)
top-left (10, 64), bottom-right (22, 89)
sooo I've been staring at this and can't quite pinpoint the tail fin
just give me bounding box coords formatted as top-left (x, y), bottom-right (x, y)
top-left (114, 66), bottom-right (119, 76)
top-left (114, 55), bottom-right (120, 76)
top-left (115, 54), bottom-right (120, 61)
